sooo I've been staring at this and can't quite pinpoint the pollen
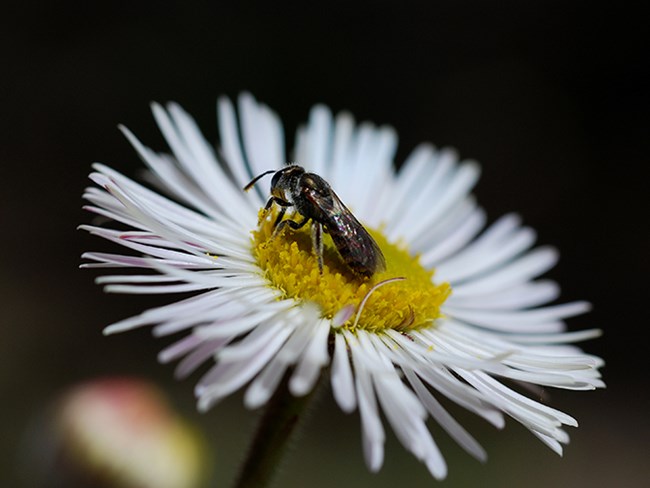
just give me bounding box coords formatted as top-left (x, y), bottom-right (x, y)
top-left (252, 209), bottom-right (451, 333)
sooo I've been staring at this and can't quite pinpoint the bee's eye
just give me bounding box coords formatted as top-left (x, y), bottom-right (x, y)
top-left (271, 171), bottom-right (283, 188)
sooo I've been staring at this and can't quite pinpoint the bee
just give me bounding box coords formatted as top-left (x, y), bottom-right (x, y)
top-left (244, 165), bottom-right (385, 277)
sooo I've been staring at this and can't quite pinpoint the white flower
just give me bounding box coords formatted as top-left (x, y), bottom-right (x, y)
top-left (82, 93), bottom-right (604, 480)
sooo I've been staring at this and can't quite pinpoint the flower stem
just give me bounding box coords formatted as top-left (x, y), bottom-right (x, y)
top-left (233, 373), bottom-right (323, 488)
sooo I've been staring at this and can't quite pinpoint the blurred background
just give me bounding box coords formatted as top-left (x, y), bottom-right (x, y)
top-left (1, 1), bottom-right (647, 487)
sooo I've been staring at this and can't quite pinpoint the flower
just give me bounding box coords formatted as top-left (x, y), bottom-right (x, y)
top-left (81, 93), bottom-right (604, 480)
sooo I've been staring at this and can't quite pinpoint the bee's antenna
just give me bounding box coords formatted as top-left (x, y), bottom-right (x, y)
top-left (243, 170), bottom-right (276, 192)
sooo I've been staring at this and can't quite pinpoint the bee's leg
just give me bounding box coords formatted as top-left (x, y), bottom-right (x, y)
top-left (272, 214), bottom-right (309, 239)
top-left (272, 206), bottom-right (287, 229)
top-left (258, 197), bottom-right (275, 224)
top-left (260, 196), bottom-right (292, 225)
top-left (311, 222), bottom-right (324, 274)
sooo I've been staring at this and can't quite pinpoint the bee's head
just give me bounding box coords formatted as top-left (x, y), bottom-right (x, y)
top-left (243, 165), bottom-right (304, 194)
top-left (271, 165), bottom-right (304, 192)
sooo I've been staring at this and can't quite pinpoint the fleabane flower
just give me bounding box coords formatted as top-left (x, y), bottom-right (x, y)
top-left (81, 93), bottom-right (604, 480)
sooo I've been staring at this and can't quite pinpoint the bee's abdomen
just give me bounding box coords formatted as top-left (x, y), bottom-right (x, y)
top-left (329, 232), bottom-right (381, 277)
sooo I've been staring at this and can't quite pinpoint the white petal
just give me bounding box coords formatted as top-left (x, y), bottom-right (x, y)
top-left (346, 332), bottom-right (385, 472)
top-left (404, 368), bottom-right (487, 462)
top-left (445, 302), bottom-right (591, 333)
top-left (328, 111), bottom-right (356, 186)
top-left (217, 96), bottom-right (260, 194)
top-left (238, 93), bottom-right (286, 178)
top-left (401, 161), bottom-right (481, 245)
top-left (301, 104), bottom-right (333, 177)
top-left (290, 319), bottom-right (331, 395)
top-left (242, 306), bottom-right (313, 407)
top-left (244, 356), bottom-right (290, 409)
top-left (194, 303), bottom-right (293, 339)
top-left (388, 148), bottom-right (456, 240)
top-left (174, 337), bottom-right (235, 379)
top-left (419, 205), bottom-right (486, 266)
top-left (196, 322), bottom-right (294, 410)
top-left (114, 128), bottom-right (237, 225)
top-left (158, 334), bottom-right (202, 363)
top-left (451, 246), bottom-right (559, 297)
top-left (151, 102), bottom-right (257, 223)
top-left (331, 333), bottom-right (357, 413)
top-left (380, 143), bottom-right (435, 226)
top-left (438, 225), bottom-right (536, 284)
top-left (355, 126), bottom-right (397, 220)
top-left (411, 362), bottom-right (505, 429)
top-left (446, 280), bottom-right (560, 310)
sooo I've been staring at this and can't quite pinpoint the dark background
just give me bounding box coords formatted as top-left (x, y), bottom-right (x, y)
top-left (1, 2), bottom-right (648, 487)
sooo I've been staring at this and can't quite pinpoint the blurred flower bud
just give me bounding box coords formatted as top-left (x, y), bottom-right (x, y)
top-left (26, 378), bottom-right (209, 488)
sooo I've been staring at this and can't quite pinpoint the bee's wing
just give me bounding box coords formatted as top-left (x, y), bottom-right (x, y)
top-left (304, 187), bottom-right (386, 274)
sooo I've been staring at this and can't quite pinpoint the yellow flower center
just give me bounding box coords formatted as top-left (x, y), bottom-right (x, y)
top-left (252, 209), bottom-right (450, 333)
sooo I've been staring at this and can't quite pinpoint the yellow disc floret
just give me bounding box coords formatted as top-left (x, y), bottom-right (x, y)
top-left (252, 209), bottom-right (450, 333)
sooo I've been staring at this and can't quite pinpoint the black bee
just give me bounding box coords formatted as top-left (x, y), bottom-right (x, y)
top-left (244, 165), bottom-right (386, 277)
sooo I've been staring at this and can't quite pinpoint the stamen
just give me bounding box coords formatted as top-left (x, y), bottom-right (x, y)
top-left (352, 277), bottom-right (406, 330)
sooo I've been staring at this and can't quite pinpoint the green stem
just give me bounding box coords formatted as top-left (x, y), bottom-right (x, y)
top-left (233, 373), bottom-right (323, 488)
